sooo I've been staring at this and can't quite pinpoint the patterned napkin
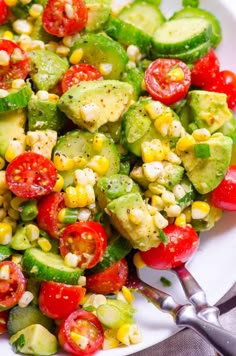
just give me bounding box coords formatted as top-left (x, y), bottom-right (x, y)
top-left (133, 284), bottom-right (236, 356)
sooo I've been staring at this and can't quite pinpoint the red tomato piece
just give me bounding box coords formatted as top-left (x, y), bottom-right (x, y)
top-left (0, 39), bottom-right (30, 89)
top-left (140, 225), bottom-right (199, 270)
top-left (58, 309), bottom-right (104, 356)
top-left (0, 261), bottom-right (26, 311)
top-left (191, 48), bottom-right (220, 87)
top-left (60, 222), bottom-right (107, 269)
top-left (37, 192), bottom-right (65, 238)
top-left (42, 0), bottom-right (88, 37)
top-left (0, 310), bottom-right (9, 334)
top-left (144, 58), bottom-right (191, 106)
top-left (38, 281), bottom-right (86, 320)
top-left (61, 64), bottom-right (103, 93)
top-left (6, 152), bottom-right (57, 199)
top-left (203, 70), bottom-right (236, 110)
top-left (0, 0), bottom-right (9, 25)
top-left (86, 258), bottom-right (128, 295)
top-left (211, 165), bottom-right (236, 211)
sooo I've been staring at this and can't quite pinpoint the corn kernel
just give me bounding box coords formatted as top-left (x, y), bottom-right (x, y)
top-left (133, 252), bottom-right (146, 269)
top-left (77, 208), bottom-right (91, 222)
top-left (2, 216), bottom-right (17, 232)
top-left (65, 185), bottom-right (88, 208)
top-left (192, 128), bottom-right (211, 141)
top-left (2, 31), bottom-right (14, 40)
top-left (166, 151), bottom-right (182, 165)
top-left (162, 190), bottom-right (176, 205)
top-left (53, 174), bottom-right (64, 192)
top-left (38, 237), bottom-right (52, 252)
top-left (29, 4), bottom-right (43, 17)
top-left (3, 0), bottom-right (17, 6)
top-left (183, 207), bottom-right (191, 223)
top-left (165, 204), bottom-right (182, 217)
top-left (29, 40), bottom-right (45, 51)
top-left (0, 222), bottom-right (12, 245)
top-left (103, 335), bottom-right (120, 350)
top-left (153, 211), bottom-right (168, 229)
top-left (26, 224), bottom-right (40, 242)
top-left (0, 157), bottom-right (5, 170)
top-left (142, 161), bottom-right (163, 182)
top-left (53, 153), bottom-right (75, 171)
top-left (99, 63), bottom-right (112, 76)
top-left (176, 135), bottom-right (195, 152)
top-left (121, 286), bottom-right (135, 304)
top-left (56, 45), bottom-right (70, 57)
top-left (153, 111), bottom-right (173, 137)
top-left (87, 156), bottom-right (109, 176)
top-left (92, 133), bottom-right (106, 152)
top-left (78, 275), bottom-right (86, 287)
top-left (64, 252), bottom-right (80, 267)
top-left (166, 66), bottom-right (185, 82)
top-left (127, 208), bottom-right (144, 225)
top-left (191, 201), bottom-right (210, 219)
top-left (69, 48), bottom-right (83, 64)
top-left (117, 324), bottom-right (142, 346)
top-left (169, 120), bottom-right (182, 137)
top-left (11, 254), bottom-right (22, 264)
top-left (11, 79), bottom-right (26, 90)
top-left (151, 195), bottom-right (164, 210)
top-left (45, 41), bottom-right (58, 52)
top-left (13, 19), bottom-right (33, 35)
top-left (145, 101), bottom-right (163, 119)
top-left (70, 332), bottom-right (89, 349)
top-left (173, 184), bottom-right (185, 200)
top-left (127, 45), bottom-right (140, 62)
top-left (0, 264), bottom-right (10, 279)
top-left (10, 197), bottom-right (26, 211)
top-left (18, 291), bottom-right (34, 308)
top-left (0, 171), bottom-right (8, 191)
top-left (141, 139), bottom-right (165, 163)
top-left (0, 50), bottom-right (10, 66)
top-left (0, 208), bottom-right (7, 221)
top-left (5, 139), bottom-right (25, 162)
top-left (8, 207), bottom-right (20, 220)
top-left (175, 213), bottom-right (187, 227)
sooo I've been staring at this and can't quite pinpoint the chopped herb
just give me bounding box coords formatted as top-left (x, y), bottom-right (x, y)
top-left (159, 229), bottom-right (168, 245)
top-left (160, 276), bottom-right (172, 287)
top-left (12, 334), bottom-right (25, 353)
top-left (83, 305), bottom-right (95, 312)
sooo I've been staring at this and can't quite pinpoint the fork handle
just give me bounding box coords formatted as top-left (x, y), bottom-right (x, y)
top-left (176, 304), bottom-right (236, 356)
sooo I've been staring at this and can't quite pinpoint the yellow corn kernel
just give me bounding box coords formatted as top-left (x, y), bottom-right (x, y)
top-left (175, 213), bottom-right (187, 227)
top-left (0, 50), bottom-right (10, 66)
top-left (8, 207), bottom-right (20, 220)
top-left (26, 224), bottom-right (40, 242)
top-left (166, 67), bottom-right (185, 82)
top-left (191, 201), bottom-right (210, 219)
top-left (45, 41), bottom-right (58, 52)
top-left (133, 252), bottom-right (146, 269)
top-left (153, 111), bottom-right (173, 137)
top-left (70, 332), bottom-right (89, 349)
top-left (4, 0), bottom-right (17, 6)
top-left (141, 139), bottom-right (165, 163)
top-left (56, 45), bottom-right (70, 57)
top-left (11, 254), bottom-right (22, 264)
top-left (87, 156), bottom-right (109, 176)
top-left (65, 185), bottom-right (88, 208)
top-left (37, 237), bottom-right (52, 252)
top-left (2, 216), bottom-right (17, 233)
top-left (145, 101), bottom-right (163, 120)
top-left (18, 291), bottom-right (34, 308)
top-left (64, 252), bottom-right (80, 268)
top-left (53, 174), bottom-right (64, 192)
top-left (53, 153), bottom-right (75, 171)
top-left (92, 133), bottom-right (106, 152)
top-left (121, 286), bottom-right (135, 304)
top-left (183, 207), bottom-right (191, 223)
top-left (13, 19), bottom-right (33, 35)
top-left (10, 197), bottom-right (26, 211)
top-left (99, 63), bottom-right (112, 76)
top-left (127, 208), bottom-right (144, 225)
top-left (0, 222), bottom-right (12, 245)
top-left (0, 157), bottom-right (5, 170)
top-left (2, 31), bottom-right (14, 40)
top-left (116, 324), bottom-right (142, 346)
top-left (0, 208), bottom-right (7, 221)
top-left (73, 156), bottom-right (87, 169)
top-left (5, 140), bottom-right (25, 162)
top-left (29, 4), bottom-right (43, 18)
top-left (153, 211), bottom-right (168, 229)
top-left (102, 335), bottom-right (120, 350)
top-left (151, 195), bottom-right (164, 210)
top-left (0, 264), bottom-right (10, 279)
top-left (0, 171), bottom-right (8, 192)
top-left (192, 128), bottom-right (211, 141)
top-left (176, 135), bottom-right (195, 152)
top-left (69, 48), bottom-right (83, 64)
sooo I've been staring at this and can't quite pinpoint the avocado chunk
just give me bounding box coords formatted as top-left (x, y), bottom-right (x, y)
top-left (58, 80), bottom-right (133, 132)
top-left (29, 50), bottom-right (69, 91)
top-left (0, 109), bottom-right (26, 157)
top-left (84, 0), bottom-right (111, 32)
top-left (186, 90), bottom-right (232, 133)
top-left (178, 133), bottom-right (232, 194)
top-left (10, 324), bottom-right (58, 355)
top-left (106, 192), bottom-right (160, 251)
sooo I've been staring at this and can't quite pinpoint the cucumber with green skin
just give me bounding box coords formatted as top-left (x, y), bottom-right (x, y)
top-left (121, 67), bottom-right (145, 100)
top-left (0, 245), bottom-right (13, 261)
top-left (84, 0), bottom-right (111, 33)
top-left (22, 248), bottom-right (84, 284)
top-left (0, 85), bottom-right (32, 113)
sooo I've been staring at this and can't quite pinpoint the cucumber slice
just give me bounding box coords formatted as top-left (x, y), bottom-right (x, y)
top-left (84, 0), bottom-right (111, 32)
top-left (0, 245), bottom-right (12, 261)
top-left (53, 130), bottom-right (120, 188)
top-left (22, 247), bottom-right (84, 284)
top-left (7, 305), bottom-right (54, 336)
top-left (152, 18), bottom-right (212, 54)
top-left (0, 85), bottom-right (32, 113)
top-left (121, 67), bottom-right (145, 100)
top-left (89, 235), bottom-right (132, 274)
top-left (70, 33), bottom-right (128, 80)
top-left (105, 17), bottom-right (152, 56)
top-left (118, 0), bottom-right (165, 36)
top-left (170, 7), bottom-right (222, 47)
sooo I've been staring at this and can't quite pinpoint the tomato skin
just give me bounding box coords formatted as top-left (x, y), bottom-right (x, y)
top-left (42, 0), bottom-right (88, 37)
top-left (61, 64), bottom-right (103, 93)
top-left (38, 281), bottom-right (85, 320)
top-left (0, 0), bottom-right (9, 25)
top-left (60, 222), bottom-right (107, 269)
top-left (0, 310), bottom-right (9, 334)
top-left (37, 192), bottom-right (65, 238)
top-left (86, 258), bottom-right (128, 294)
top-left (144, 58), bottom-right (191, 106)
top-left (211, 165), bottom-right (236, 211)
top-left (140, 225), bottom-right (199, 270)
top-left (0, 39), bottom-right (30, 89)
top-left (191, 49), bottom-right (220, 87)
top-left (0, 261), bottom-right (26, 311)
top-left (203, 70), bottom-right (236, 110)
top-left (58, 309), bottom-right (104, 356)
top-left (6, 152), bottom-right (57, 199)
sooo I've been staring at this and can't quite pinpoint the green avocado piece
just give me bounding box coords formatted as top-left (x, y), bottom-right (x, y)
top-left (29, 50), bottom-right (69, 91)
top-left (10, 224), bottom-right (32, 250)
top-left (179, 133), bottom-right (232, 194)
top-left (186, 90), bottom-right (232, 133)
top-left (58, 80), bottom-right (134, 132)
top-left (84, 0), bottom-right (111, 32)
top-left (10, 324), bottom-right (58, 355)
top-left (0, 109), bottom-right (26, 157)
top-left (106, 192), bottom-right (160, 251)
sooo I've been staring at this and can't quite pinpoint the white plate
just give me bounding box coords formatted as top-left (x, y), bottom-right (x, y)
top-left (1, 0), bottom-right (236, 355)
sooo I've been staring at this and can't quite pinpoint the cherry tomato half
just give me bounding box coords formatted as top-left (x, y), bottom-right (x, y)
top-left (60, 222), bottom-right (107, 269)
top-left (144, 58), bottom-right (191, 106)
top-left (0, 39), bottom-right (30, 89)
top-left (37, 192), bottom-right (65, 238)
top-left (61, 63), bottom-right (103, 93)
top-left (140, 225), bottom-right (199, 270)
top-left (0, 310), bottom-right (9, 334)
top-left (0, 0), bottom-right (9, 25)
top-left (0, 261), bottom-right (26, 311)
top-left (211, 165), bottom-right (236, 211)
top-left (42, 0), bottom-right (88, 37)
top-left (86, 258), bottom-right (128, 294)
top-left (38, 281), bottom-right (86, 320)
top-left (191, 48), bottom-right (220, 87)
top-left (58, 309), bottom-right (104, 356)
top-left (203, 70), bottom-right (236, 110)
top-left (6, 152), bottom-right (57, 199)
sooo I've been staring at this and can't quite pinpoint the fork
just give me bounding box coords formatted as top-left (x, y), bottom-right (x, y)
top-left (126, 258), bottom-right (236, 356)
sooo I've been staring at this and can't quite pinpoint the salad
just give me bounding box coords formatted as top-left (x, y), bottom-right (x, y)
top-left (0, 0), bottom-right (236, 355)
